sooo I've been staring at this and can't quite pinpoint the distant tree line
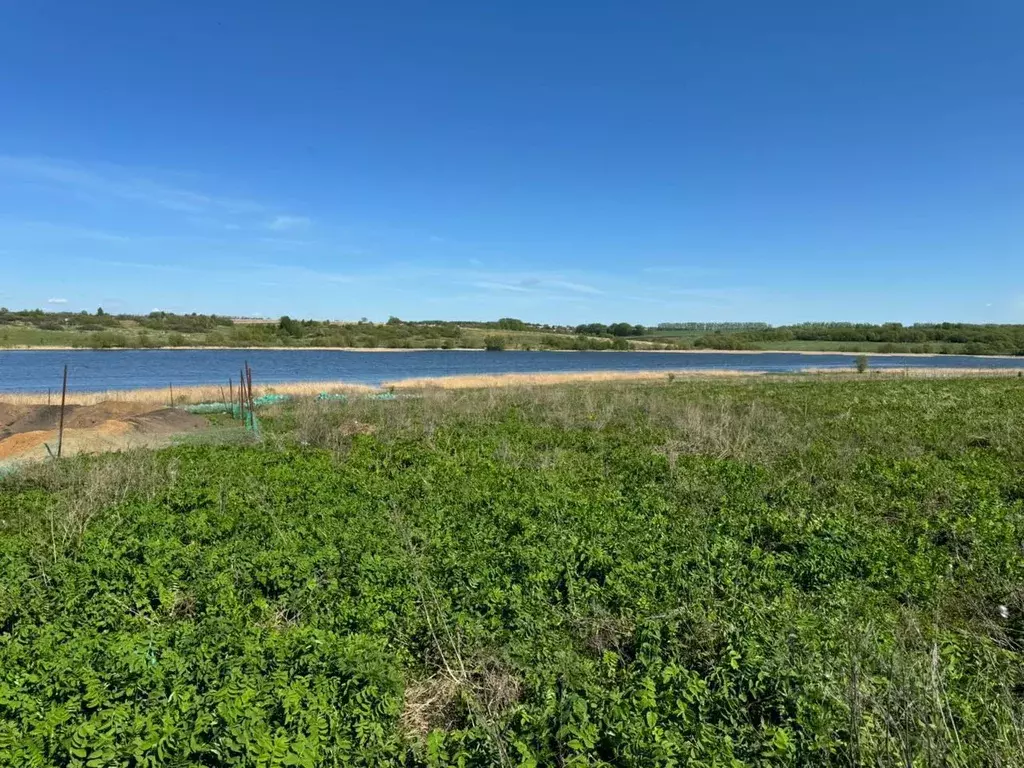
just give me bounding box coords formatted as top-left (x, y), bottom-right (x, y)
top-left (692, 323), bottom-right (1024, 355)
top-left (4, 308), bottom-right (1023, 355)
top-left (573, 322), bottom-right (647, 337)
top-left (0, 308), bottom-right (233, 333)
top-left (657, 322), bottom-right (770, 331)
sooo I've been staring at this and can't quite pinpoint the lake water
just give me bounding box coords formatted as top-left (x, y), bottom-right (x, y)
top-left (0, 349), bottom-right (1022, 393)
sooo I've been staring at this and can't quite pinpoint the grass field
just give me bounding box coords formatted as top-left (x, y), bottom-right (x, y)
top-left (2, 378), bottom-right (1024, 765)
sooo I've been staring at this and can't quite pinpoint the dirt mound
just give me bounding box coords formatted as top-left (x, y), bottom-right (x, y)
top-left (0, 402), bottom-right (159, 440)
top-left (2, 405), bottom-right (67, 438)
top-left (124, 408), bottom-right (208, 435)
top-left (0, 430), bottom-right (52, 460)
top-left (66, 402), bottom-right (153, 427)
top-left (0, 404), bottom-right (212, 465)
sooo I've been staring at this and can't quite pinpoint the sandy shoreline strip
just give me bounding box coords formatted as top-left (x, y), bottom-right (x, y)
top-left (3, 367), bottom-right (1022, 405)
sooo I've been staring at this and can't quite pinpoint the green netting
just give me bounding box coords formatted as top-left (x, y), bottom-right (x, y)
top-left (253, 393), bottom-right (292, 407)
top-left (315, 392), bottom-right (349, 402)
top-left (183, 402), bottom-right (235, 414)
top-left (184, 394), bottom-right (290, 415)
top-left (182, 391), bottom-right (390, 422)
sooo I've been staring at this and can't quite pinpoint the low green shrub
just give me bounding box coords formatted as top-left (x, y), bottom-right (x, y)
top-left (2, 379), bottom-right (1023, 765)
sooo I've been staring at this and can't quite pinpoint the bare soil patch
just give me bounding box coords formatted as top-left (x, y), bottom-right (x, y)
top-left (0, 403), bottom-right (209, 464)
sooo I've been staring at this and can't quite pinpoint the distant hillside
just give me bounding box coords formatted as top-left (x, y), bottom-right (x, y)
top-left (2, 309), bottom-right (1023, 355)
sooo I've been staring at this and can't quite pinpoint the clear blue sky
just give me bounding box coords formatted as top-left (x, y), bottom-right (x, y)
top-left (1, 1), bottom-right (1021, 325)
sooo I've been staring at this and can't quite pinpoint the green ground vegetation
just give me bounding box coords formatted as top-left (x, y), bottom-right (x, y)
top-left (2, 377), bottom-right (1024, 765)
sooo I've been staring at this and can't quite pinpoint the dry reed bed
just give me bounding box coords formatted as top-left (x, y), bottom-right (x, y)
top-left (384, 366), bottom-right (1024, 390)
top-left (3, 366), bottom-right (1021, 406)
top-left (804, 366), bottom-right (1024, 378)
top-left (383, 369), bottom-right (764, 390)
top-left (0, 380), bottom-right (377, 406)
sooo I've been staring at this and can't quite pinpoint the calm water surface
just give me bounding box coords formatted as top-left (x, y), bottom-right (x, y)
top-left (0, 349), bottom-right (1022, 393)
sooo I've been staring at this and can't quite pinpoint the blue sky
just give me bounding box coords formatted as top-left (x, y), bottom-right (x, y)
top-left (1, 1), bottom-right (1021, 325)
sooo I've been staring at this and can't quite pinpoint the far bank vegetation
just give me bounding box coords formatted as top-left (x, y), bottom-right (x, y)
top-left (2, 308), bottom-right (1024, 356)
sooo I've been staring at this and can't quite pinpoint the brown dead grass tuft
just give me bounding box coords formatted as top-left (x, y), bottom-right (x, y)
top-left (401, 675), bottom-right (463, 738)
top-left (401, 659), bottom-right (522, 741)
top-left (653, 399), bottom-right (794, 463)
top-left (576, 613), bottom-right (636, 661)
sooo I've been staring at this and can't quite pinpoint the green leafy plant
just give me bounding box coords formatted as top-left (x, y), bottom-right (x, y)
top-left (2, 378), bottom-right (1024, 765)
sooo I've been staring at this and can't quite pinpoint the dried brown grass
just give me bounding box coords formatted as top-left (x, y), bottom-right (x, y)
top-left (804, 367), bottom-right (1024, 378)
top-left (3, 367), bottom-right (1017, 408)
top-left (386, 367), bottom-right (1024, 391)
top-left (0, 380), bottom-right (377, 406)
top-left (401, 660), bottom-right (522, 741)
top-left (385, 369), bottom-right (761, 390)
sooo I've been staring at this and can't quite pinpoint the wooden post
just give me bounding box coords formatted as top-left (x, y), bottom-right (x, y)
top-left (169, 382), bottom-right (174, 407)
top-left (229, 378), bottom-right (234, 411)
top-left (245, 362), bottom-right (254, 413)
top-left (56, 364), bottom-right (68, 459)
top-left (47, 387), bottom-right (51, 406)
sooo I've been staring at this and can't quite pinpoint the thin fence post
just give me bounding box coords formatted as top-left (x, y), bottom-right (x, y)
top-left (56, 364), bottom-right (68, 459)
top-left (246, 362), bottom-right (254, 412)
top-left (229, 378), bottom-right (234, 413)
top-left (169, 382), bottom-right (174, 407)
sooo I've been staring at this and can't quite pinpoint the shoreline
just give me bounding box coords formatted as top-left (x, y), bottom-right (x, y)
top-left (1, 345), bottom-right (1021, 360)
top-left (3, 367), bottom-right (1023, 405)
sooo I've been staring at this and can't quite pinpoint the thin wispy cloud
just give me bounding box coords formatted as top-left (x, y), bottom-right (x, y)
top-left (0, 156), bottom-right (309, 233)
top-left (547, 280), bottom-right (603, 295)
top-left (268, 215), bottom-right (311, 231)
top-left (47, 297), bottom-right (68, 304)
top-left (86, 258), bottom-right (193, 273)
top-left (473, 281), bottom-right (530, 292)
top-left (466, 273), bottom-right (605, 297)
top-left (0, 156), bottom-right (266, 215)
top-left (0, 220), bottom-right (132, 243)
top-left (252, 264), bottom-right (354, 285)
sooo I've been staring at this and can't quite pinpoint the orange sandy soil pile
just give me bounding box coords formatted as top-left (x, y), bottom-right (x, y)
top-left (0, 402), bottom-right (209, 464)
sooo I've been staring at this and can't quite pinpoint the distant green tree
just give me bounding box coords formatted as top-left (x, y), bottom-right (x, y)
top-left (386, 316), bottom-right (402, 326)
top-left (96, 307), bottom-right (105, 316)
top-left (483, 335), bottom-right (507, 351)
top-left (855, 355), bottom-right (869, 373)
top-left (496, 317), bottom-right (526, 331)
top-left (278, 316), bottom-right (303, 337)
